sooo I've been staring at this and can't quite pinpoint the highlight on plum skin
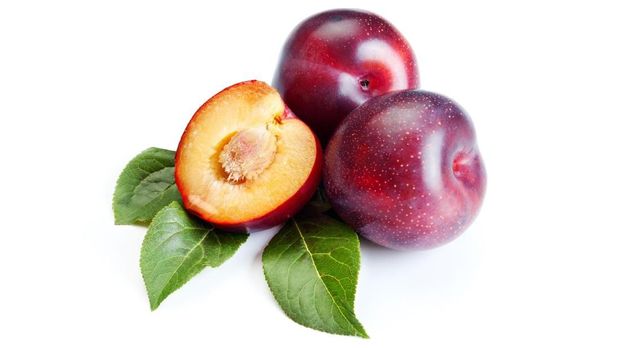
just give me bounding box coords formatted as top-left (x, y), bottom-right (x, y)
top-left (323, 90), bottom-right (486, 250)
top-left (273, 8), bottom-right (419, 144)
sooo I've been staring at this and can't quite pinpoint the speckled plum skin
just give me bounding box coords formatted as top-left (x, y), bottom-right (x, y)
top-left (324, 90), bottom-right (486, 250)
top-left (273, 9), bottom-right (419, 144)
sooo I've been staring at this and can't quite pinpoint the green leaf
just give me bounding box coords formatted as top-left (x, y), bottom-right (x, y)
top-left (262, 215), bottom-right (368, 338)
top-left (113, 147), bottom-right (182, 225)
top-left (140, 201), bottom-right (248, 310)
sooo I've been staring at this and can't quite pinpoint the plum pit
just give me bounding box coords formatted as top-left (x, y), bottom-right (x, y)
top-left (218, 126), bottom-right (277, 183)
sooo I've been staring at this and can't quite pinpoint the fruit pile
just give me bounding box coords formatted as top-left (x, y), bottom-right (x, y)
top-left (113, 9), bottom-right (486, 338)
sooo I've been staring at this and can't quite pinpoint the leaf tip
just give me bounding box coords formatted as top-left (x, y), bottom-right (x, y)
top-left (149, 301), bottom-right (160, 311)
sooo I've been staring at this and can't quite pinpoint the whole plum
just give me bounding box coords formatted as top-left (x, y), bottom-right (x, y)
top-left (273, 9), bottom-right (419, 144)
top-left (324, 90), bottom-right (486, 250)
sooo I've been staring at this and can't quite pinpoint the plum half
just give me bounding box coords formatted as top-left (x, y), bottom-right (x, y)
top-left (324, 90), bottom-right (486, 250)
top-left (175, 80), bottom-right (322, 232)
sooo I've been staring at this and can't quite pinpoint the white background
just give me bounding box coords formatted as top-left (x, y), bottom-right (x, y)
top-left (1, 0), bottom-right (619, 347)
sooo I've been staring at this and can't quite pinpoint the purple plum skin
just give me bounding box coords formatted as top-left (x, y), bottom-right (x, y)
top-left (273, 9), bottom-right (419, 144)
top-left (324, 90), bottom-right (486, 250)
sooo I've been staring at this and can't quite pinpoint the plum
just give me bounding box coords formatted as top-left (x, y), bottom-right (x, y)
top-left (324, 90), bottom-right (486, 249)
top-left (176, 81), bottom-right (322, 232)
top-left (273, 9), bottom-right (419, 144)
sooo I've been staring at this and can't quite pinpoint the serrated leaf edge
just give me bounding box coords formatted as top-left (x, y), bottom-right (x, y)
top-left (139, 202), bottom-right (212, 311)
top-left (262, 217), bottom-right (369, 338)
top-left (291, 219), bottom-right (368, 338)
top-left (112, 147), bottom-right (177, 225)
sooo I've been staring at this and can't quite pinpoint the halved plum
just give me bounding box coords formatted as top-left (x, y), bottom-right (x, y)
top-left (175, 80), bottom-right (322, 232)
